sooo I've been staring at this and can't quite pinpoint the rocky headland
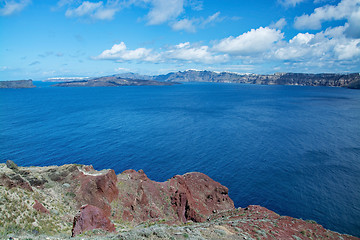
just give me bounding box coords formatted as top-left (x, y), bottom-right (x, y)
top-left (0, 160), bottom-right (359, 239)
top-left (53, 77), bottom-right (178, 87)
top-left (0, 80), bottom-right (35, 88)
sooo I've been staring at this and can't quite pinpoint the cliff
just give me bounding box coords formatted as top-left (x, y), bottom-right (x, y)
top-left (0, 80), bottom-right (35, 88)
top-left (0, 161), bottom-right (358, 239)
top-left (155, 70), bottom-right (360, 89)
top-left (53, 77), bottom-right (178, 87)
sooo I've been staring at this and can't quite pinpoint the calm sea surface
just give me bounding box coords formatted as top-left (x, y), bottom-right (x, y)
top-left (1, 82), bottom-right (360, 237)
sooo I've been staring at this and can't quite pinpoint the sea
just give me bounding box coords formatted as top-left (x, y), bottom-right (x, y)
top-left (1, 82), bottom-right (360, 237)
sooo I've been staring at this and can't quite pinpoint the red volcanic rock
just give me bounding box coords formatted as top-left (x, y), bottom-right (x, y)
top-left (168, 172), bottom-right (234, 222)
top-left (116, 169), bottom-right (176, 223)
top-left (72, 204), bottom-right (115, 237)
top-left (0, 173), bottom-right (33, 192)
top-left (115, 170), bottom-right (235, 225)
top-left (33, 200), bottom-right (49, 214)
top-left (208, 205), bottom-right (359, 240)
top-left (74, 169), bottom-right (119, 216)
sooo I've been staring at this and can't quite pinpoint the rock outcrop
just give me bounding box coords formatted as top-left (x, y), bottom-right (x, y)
top-left (74, 167), bottom-right (119, 217)
top-left (33, 200), bottom-right (50, 214)
top-left (0, 79), bottom-right (35, 88)
top-left (114, 170), bottom-right (234, 225)
top-left (72, 204), bottom-right (115, 237)
top-left (0, 162), bottom-right (359, 239)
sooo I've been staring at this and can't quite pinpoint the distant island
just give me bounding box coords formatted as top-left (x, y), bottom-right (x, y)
top-left (153, 70), bottom-right (360, 89)
top-left (0, 80), bottom-right (35, 88)
top-left (53, 77), bottom-right (179, 87)
top-left (46, 71), bottom-right (360, 89)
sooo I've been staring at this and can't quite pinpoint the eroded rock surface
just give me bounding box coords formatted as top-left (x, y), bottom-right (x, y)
top-left (114, 170), bottom-right (234, 226)
top-left (72, 204), bottom-right (115, 237)
top-left (74, 168), bottom-right (119, 217)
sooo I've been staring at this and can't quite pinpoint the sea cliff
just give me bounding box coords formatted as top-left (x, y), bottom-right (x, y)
top-left (155, 71), bottom-right (360, 89)
top-left (0, 161), bottom-right (358, 239)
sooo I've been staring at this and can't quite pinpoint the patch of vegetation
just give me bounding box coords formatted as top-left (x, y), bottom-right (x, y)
top-left (66, 192), bottom-right (76, 198)
top-left (305, 219), bottom-right (317, 224)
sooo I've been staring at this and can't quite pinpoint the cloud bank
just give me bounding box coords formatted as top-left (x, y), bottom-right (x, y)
top-left (294, 0), bottom-right (360, 38)
top-left (94, 22), bottom-right (360, 71)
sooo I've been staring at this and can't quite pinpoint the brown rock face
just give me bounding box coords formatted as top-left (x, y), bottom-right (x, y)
top-left (0, 173), bottom-right (33, 192)
top-left (168, 172), bottom-right (234, 222)
top-left (74, 169), bottom-right (119, 216)
top-left (115, 170), bottom-right (235, 225)
top-left (33, 200), bottom-right (49, 214)
top-left (71, 204), bottom-right (115, 237)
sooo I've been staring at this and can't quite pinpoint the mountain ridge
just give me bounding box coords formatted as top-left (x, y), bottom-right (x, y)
top-left (44, 71), bottom-right (360, 89)
top-left (154, 70), bottom-right (360, 88)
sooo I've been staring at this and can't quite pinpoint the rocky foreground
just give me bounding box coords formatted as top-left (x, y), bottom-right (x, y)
top-left (0, 161), bottom-right (358, 240)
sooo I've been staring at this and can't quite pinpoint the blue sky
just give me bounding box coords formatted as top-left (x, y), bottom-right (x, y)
top-left (0, 0), bottom-right (359, 80)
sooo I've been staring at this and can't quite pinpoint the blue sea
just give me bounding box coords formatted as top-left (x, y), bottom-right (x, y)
top-left (1, 82), bottom-right (360, 237)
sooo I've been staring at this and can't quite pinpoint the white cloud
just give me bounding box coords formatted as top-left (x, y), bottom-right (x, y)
top-left (58, 0), bottom-right (122, 20)
top-left (213, 27), bottom-right (284, 55)
top-left (345, 8), bottom-right (360, 38)
top-left (65, 1), bottom-right (103, 18)
top-left (294, 0), bottom-right (360, 37)
top-left (334, 39), bottom-right (360, 60)
top-left (58, 0), bottom-right (185, 24)
top-left (187, 0), bottom-right (203, 11)
top-left (64, 1), bottom-right (119, 20)
top-left (270, 18), bottom-right (287, 29)
top-left (94, 41), bottom-right (228, 64)
top-left (55, 0), bottom-right (75, 8)
top-left (0, 0), bottom-right (31, 16)
top-left (201, 11), bottom-right (221, 26)
top-left (274, 25), bottom-right (360, 61)
top-left (278, 0), bottom-right (305, 7)
top-left (171, 11), bottom-right (222, 32)
top-left (94, 42), bottom-right (160, 62)
top-left (92, 7), bottom-right (118, 20)
top-left (146, 0), bottom-right (184, 25)
top-left (171, 19), bottom-right (196, 32)
top-left (55, 0), bottom-right (223, 31)
top-left (274, 33), bottom-right (316, 60)
top-left (165, 42), bottom-right (229, 63)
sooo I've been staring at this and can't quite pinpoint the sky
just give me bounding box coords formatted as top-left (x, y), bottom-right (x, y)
top-left (0, 0), bottom-right (360, 80)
